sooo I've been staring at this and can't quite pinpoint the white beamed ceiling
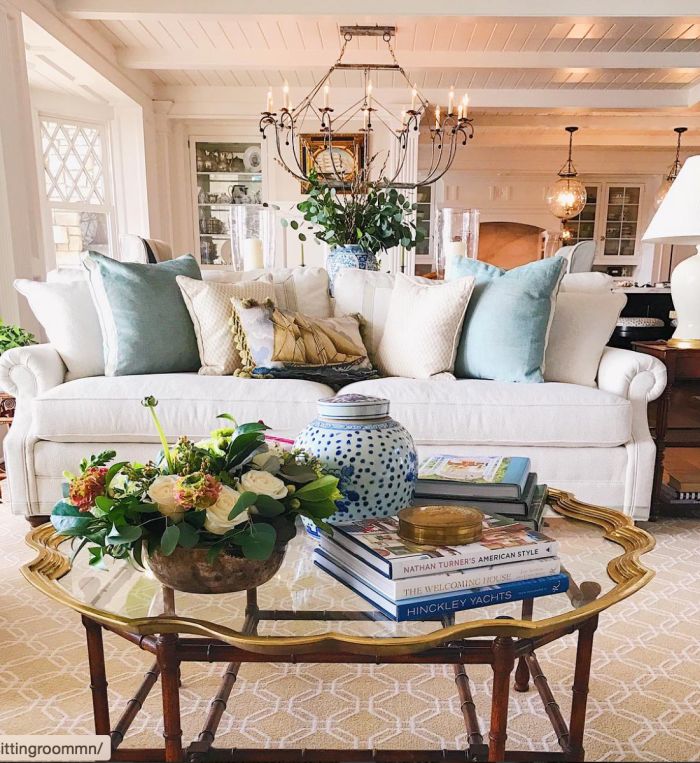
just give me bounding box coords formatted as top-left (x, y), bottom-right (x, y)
top-left (41, 7), bottom-right (700, 109)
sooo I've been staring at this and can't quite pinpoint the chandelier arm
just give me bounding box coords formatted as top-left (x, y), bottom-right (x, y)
top-left (419, 132), bottom-right (453, 186)
top-left (420, 128), bottom-right (464, 186)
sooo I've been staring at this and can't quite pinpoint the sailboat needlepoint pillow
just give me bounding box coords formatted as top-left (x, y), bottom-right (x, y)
top-left (230, 297), bottom-right (377, 386)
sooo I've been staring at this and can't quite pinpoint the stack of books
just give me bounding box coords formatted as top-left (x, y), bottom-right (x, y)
top-left (313, 514), bottom-right (568, 622)
top-left (414, 455), bottom-right (547, 528)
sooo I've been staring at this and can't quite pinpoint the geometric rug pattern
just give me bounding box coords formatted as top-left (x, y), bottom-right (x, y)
top-left (1, 511), bottom-right (699, 762)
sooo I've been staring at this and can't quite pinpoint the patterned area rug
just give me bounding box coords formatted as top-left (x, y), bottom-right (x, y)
top-left (1, 511), bottom-right (699, 762)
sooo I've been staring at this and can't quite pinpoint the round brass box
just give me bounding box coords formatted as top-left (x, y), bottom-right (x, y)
top-left (397, 505), bottom-right (484, 546)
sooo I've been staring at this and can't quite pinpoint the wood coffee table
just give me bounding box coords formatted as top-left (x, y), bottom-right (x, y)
top-left (22, 490), bottom-right (654, 763)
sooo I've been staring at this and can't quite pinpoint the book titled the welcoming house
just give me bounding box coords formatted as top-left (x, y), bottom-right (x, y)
top-left (313, 549), bottom-right (569, 622)
top-left (330, 515), bottom-right (558, 580)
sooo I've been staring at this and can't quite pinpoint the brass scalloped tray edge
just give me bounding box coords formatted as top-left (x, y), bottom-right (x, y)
top-left (21, 489), bottom-right (655, 657)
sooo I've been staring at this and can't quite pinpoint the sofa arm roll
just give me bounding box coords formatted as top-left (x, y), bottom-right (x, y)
top-left (0, 344), bottom-right (66, 399)
top-left (597, 346), bottom-right (666, 403)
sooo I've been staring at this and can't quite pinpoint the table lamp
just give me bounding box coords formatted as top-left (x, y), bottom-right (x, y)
top-left (643, 154), bottom-right (700, 347)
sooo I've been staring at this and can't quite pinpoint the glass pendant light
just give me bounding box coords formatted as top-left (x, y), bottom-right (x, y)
top-left (546, 126), bottom-right (587, 220)
top-left (654, 127), bottom-right (687, 209)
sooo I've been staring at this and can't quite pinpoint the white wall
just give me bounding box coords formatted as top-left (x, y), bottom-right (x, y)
top-left (425, 138), bottom-right (699, 282)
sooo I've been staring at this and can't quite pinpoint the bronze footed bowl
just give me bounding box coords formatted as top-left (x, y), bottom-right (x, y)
top-left (147, 546), bottom-right (286, 594)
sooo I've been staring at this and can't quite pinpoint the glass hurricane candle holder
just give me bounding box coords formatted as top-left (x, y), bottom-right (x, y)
top-left (437, 208), bottom-right (480, 279)
top-left (229, 204), bottom-right (276, 271)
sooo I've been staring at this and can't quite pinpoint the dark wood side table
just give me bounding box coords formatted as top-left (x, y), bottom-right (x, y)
top-left (631, 341), bottom-right (700, 519)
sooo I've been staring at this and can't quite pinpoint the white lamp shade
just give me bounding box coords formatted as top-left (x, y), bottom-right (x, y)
top-left (643, 154), bottom-right (700, 244)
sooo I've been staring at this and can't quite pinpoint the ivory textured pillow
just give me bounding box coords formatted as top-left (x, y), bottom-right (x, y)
top-left (545, 290), bottom-right (626, 386)
top-left (177, 275), bottom-right (274, 375)
top-left (231, 299), bottom-right (376, 386)
top-left (332, 269), bottom-right (432, 361)
top-left (376, 274), bottom-right (475, 379)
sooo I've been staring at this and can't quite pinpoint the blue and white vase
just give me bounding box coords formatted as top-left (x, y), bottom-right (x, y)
top-left (325, 245), bottom-right (379, 294)
top-left (295, 394), bottom-right (418, 534)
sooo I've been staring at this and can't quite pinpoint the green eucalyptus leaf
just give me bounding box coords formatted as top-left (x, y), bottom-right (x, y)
top-left (177, 521), bottom-right (200, 548)
top-left (251, 494), bottom-right (286, 517)
top-left (229, 490), bottom-right (257, 520)
top-left (106, 523), bottom-right (142, 545)
top-left (240, 523), bottom-right (276, 560)
top-left (51, 502), bottom-right (94, 536)
top-left (160, 524), bottom-right (180, 556)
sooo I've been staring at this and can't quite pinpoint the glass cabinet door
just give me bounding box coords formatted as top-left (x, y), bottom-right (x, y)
top-left (563, 185), bottom-right (598, 246)
top-left (601, 185), bottom-right (641, 259)
top-left (193, 140), bottom-right (263, 266)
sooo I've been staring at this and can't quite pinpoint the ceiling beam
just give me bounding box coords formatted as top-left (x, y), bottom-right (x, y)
top-left (155, 85), bottom-right (692, 118)
top-left (55, 0), bottom-right (700, 20)
top-left (118, 47), bottom-right (700, 72)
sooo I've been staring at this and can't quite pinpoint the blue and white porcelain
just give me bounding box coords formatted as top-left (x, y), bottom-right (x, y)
top-left (295, 394), bottom-right (418, 533)
top-left (325, 245), bottom-right (379, 293)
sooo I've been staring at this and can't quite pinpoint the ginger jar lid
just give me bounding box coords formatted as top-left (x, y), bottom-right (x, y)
top-left (317, 393), bottom-right (390, 420)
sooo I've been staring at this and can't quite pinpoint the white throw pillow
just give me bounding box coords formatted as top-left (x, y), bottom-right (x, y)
top-left (377, 274), bottom-right (475, 379)
top-left (14, 279), bottom-right (104, 380)
top-left (333, 269), bottom-right (432, 360)
top-left (203, 266), bottom-right (332, 317)
top-left (544, 291), bottom-right (627, 387)
top-left (177, 275), bottom-right (275, 375)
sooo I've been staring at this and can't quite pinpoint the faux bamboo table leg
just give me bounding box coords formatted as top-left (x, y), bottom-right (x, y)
top-left (157, 632), bottom-right (183, 763)
top-left (514, 599), bottom-right (534, 693)
top-left (488, 636), bottom-right (515, 762)
top-left (568, 615), bottom-right (598, 762)
top-left (82, 615), bottom-right (110, 735)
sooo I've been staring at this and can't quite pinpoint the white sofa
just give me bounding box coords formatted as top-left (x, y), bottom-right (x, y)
top-left (0, 268), bottom-right (666, 522)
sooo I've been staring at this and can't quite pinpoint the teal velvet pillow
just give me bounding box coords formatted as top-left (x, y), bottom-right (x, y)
top-left (449, 256), bottom-right (566, 383)
top-left (85, 253), bottom-right (202, 376)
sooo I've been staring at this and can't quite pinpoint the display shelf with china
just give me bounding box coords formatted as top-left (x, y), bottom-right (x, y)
top-left (190, 138), bottom-right (266, 267)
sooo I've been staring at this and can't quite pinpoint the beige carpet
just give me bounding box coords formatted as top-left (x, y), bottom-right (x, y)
top-left (1, 510), bottom-right (699, 762)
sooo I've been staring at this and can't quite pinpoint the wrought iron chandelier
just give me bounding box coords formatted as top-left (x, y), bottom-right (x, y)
top-left (546, 126), bottom-right (587, 220)
top-left (259, 25), bottom-right (474, 190)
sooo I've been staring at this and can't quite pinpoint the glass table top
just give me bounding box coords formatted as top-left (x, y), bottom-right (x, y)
top-left (24, 491), bottom-right (654, 654)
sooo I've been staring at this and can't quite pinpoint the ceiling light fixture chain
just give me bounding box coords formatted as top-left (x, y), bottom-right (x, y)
top-left (258, 25), bottom-right (474, 190)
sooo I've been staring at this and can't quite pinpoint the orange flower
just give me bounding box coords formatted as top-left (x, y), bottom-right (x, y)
top-left (69, 467), bottom-right (108, 512)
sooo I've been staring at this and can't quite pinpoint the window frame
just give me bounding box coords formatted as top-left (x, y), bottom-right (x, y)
top-left (37, 112), bottom-right (117, 269)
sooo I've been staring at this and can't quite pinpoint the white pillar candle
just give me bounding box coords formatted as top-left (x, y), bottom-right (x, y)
top-left (283, 82), bottom-right (290, 110)
top-left (411, 84), bottom-right (417, 111)
top-left (443, 240), bottom-right (467, 280)
top-left (243, 237), bottom-right (264, 271)
top-left (448, 87), bottom-right (455, 115)
top-left (323, 84), bottom-right (330, 109)
top-left (266, 89), bottom-right (273, 112)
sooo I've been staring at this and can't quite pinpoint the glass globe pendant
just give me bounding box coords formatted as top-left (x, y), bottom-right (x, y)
top-left (654, 126), bottom-right (687, 209)
top-left (546, 126), bottom-right (587, 220)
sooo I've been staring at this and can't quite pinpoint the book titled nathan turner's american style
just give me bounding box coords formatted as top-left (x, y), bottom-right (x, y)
top-left (330, 515), bottom-right (558, 580)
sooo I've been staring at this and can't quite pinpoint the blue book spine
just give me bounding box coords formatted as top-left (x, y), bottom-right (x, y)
top-left (396, 573), bottom-right (568, 621)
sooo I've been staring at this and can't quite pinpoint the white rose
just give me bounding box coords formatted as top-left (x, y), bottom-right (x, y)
top-left (148, 475), bottom-right (184, 522)
top-left (240, 470), bottom-right (288, 499)
top-left (204, 485), bottom-right (248, 535)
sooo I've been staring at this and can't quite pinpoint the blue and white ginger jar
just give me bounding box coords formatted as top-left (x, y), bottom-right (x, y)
top-left (325, 245), bottom-right (379, 294)
top-left (295, 394), bottom-right (418, 532)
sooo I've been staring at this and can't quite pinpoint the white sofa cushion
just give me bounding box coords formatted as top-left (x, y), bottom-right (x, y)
top-left (332, 269), bottom-right (431, 359)
top-left (342, 376), bottom-right (632, 447)
top-left (14, 278), bottom-right (104, 380)
top-left (203, 266), bottom-right (332, 318)
top-left (544, 290), bottom-right (626, 387)
top-left (560, 272), bottom-right (615, 293)
top-left (30, 374), bottom-right (334, 442)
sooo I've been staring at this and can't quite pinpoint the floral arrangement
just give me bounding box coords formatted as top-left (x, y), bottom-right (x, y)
top-left (51, 397), bottom-right (341, 568)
